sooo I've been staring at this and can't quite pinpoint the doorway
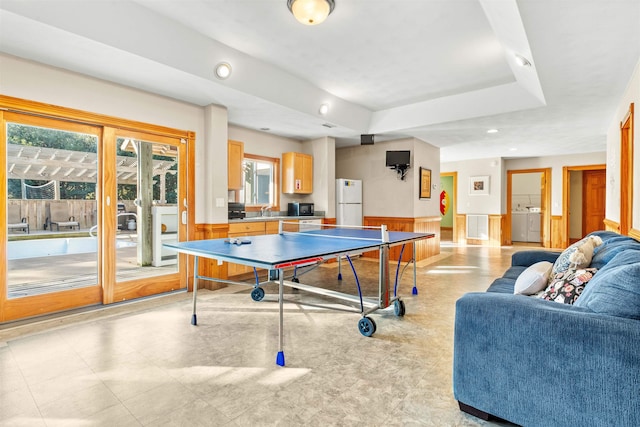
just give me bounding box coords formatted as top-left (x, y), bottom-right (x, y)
top-left (440, 172), bottom-right (456, 242)
top-left (563, 165), bottom-right (606, 246)
top-left (506, 168), bottom-right (551, 247)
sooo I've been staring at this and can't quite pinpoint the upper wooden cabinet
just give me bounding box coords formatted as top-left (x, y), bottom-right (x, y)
top-left (282, 152), bottom-right (313, 194)
top-left (228, 140), bottom-right (244, 190)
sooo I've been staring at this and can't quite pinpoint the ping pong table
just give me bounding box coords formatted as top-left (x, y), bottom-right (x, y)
top-left (164, 223), bottom-right (433, 366)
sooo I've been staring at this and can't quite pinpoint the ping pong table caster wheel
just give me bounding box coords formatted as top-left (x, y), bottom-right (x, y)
top-left (251, 287), bottom-right (265, 302)
top-left (291, 277), bottom-right (299, 283)
top-left (358, 317), bottom-right (376, 337)
top-left (394, 299), bottom-right (406, 317)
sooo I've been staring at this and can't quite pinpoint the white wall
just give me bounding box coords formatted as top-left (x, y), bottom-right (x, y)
top-left (336, 138), bottom-right (440, 218)
top-left (0, 53), bottom-right (222, 223)
top-left (441, 157), bottom-right (503, 215)
top-left (306, 137), bottom-right (336, 217)
top-left (606, 57), bottom-right (640, 228)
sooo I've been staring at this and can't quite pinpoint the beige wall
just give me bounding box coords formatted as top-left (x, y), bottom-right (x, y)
top-left (569, 171), bottom-right (584, 239)
top-left (336, 138), bottom-right (440, 218)
top-left (441, 157), bottom-right (504, 215)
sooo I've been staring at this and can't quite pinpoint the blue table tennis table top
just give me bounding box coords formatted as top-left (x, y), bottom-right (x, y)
top-left (164, 228), bottom-right (432, 270)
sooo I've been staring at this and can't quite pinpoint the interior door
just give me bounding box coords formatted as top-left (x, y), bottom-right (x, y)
top-left (582, 170), bottom-right (606, 235)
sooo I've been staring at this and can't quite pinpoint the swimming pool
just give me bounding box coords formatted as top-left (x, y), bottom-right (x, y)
top-left (7, 237), bottom-right (136, 260)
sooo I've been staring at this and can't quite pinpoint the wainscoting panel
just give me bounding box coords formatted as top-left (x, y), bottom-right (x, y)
top-left (459, 214), bottom-right (503, 247)
top-left (603, 218), bottom-right (621, 233)
top-left (363, 216), bottom-right (440, 262)
top-left (194, 223), bottom-right (229, 290)
top-left (550, 215), bottom-right (564, 249)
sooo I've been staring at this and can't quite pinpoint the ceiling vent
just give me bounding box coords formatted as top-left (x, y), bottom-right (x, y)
top-left (360, 134), bottom-right (375, 145)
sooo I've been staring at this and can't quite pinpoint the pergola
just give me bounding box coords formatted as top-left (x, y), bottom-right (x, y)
top-left (7, 143), bottom-right (178, 200)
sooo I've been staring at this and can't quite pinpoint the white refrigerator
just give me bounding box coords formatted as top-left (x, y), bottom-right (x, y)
top-left (336, 179), bottom-right (362, 226)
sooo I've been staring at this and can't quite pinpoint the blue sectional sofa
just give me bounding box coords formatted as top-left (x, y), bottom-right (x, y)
top-left (453, 231), bottom-right (640, 427)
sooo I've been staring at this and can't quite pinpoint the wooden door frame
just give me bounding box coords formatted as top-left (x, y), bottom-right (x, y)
top-left (506, 168), bottom-right (551, 247)
top-left (1, 95), bottom-right (195, 322)
top-left (440, 172), bottom-right (457, 241)
top-left (562, 164), bottom-right (606, 248)
top-left (620, 103), bottom-right (634, 236)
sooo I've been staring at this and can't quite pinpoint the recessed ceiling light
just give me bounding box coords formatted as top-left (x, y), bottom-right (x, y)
top-left (509, 147), bottom-right (518, 151)
top-left (514, 54), bottom-right (531, 67)
top-left (318, 103), bottom-right (329, 115)
top-left (487, 129), bottom-right (499, 134)
top-left (215, 62), bottom-right (232, 79)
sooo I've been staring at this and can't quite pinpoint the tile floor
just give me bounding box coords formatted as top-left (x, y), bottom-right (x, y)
top-left (0, 243), bottom-right (524, 426)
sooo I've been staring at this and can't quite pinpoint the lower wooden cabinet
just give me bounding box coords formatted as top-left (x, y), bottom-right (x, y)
top-left (227, 222), bottom-right (265, 276)
top-left (227, 220), bottom-right (299, 277)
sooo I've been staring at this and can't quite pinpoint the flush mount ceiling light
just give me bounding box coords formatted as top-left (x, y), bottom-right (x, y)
top-left (318, 103), bottom-right (329, 115)
top-left (215, 62), bottom-right (232, 79)
top-left (287, 0), bottom-right (335, 25)
top-left (487, 129), bottom-right (499, 134)
top-left (514, 54), bottom-right (531, 67)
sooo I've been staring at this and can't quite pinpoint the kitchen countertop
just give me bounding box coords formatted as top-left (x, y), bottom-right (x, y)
top-left (229, 216), bottom-right (324, 223)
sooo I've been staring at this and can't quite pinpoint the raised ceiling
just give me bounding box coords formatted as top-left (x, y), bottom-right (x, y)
top-left (1, 0), bottom-right (639, 162)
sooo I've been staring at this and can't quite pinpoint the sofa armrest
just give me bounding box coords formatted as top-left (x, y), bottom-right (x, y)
top-left (511, 250), bottom-right (561, 267)
top-left (453, 292), bottom-right (640, 427)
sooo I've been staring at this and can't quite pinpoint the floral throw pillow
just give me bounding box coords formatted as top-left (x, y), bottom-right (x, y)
top-left (538, 268), bottom-right (597, 304)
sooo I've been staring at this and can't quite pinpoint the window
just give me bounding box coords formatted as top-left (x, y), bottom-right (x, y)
top-left (240, 154), bottom-right (279, 210)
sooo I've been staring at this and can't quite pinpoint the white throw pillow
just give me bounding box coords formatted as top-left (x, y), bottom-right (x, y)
top-left (514, 261), bottom-right (553, 295)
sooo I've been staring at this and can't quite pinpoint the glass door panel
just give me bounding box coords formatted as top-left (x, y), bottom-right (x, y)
top-left (111, 131), bottom-right (185, 301)
top-left (3, 113), bottom-right (102, 320)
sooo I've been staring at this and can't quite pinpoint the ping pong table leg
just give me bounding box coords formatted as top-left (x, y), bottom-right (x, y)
top-left (412, 243), bottom-right (418, 295)
top-left (191, 256), bottom-right (199, 326)
top-left (337, 255), bottom-right (343, 280)
top-left (276, 267), bottom-right (285, 366)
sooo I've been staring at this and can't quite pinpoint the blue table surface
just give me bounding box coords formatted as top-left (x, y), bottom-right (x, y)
top-left (164, 229), bottom-right (432, 268)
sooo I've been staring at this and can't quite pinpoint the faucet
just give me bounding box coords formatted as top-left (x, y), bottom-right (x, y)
top-left (260, 204), bottom-right (272, 217)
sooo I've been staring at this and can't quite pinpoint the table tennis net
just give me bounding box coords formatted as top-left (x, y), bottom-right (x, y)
top-left (278, 221), bottom-right (389, 243)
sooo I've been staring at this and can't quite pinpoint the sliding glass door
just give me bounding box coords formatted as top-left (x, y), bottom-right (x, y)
top-left (1, 107), bottom-right (190, 322)
top-left (105, 129), bottom-right (186, 303)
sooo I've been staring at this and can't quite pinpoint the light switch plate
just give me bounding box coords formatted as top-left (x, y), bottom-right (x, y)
top-left (216, 198), bottom-right (225, 208)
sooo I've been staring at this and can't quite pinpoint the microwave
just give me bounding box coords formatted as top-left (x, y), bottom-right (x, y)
top-left (288, 202), bottom-right (314, 216)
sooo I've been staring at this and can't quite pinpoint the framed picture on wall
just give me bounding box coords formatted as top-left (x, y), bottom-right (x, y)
top-left (419, 167), bottom-right (431, 199)
top-left (469, 175), bottom-right (490, 195)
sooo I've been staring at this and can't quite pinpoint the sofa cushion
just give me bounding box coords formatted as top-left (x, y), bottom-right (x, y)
top-left (486, 277), bottom-right (515, 294)
top-left (503, 265), bottom-right (527, 280)
top-left (514, 261), bottom-right (553, 295)
top-left (552, 236), bottom-right (602, 276)
top-left (538, 268), bottom-right (597, 304)
top-left (575, 252), bottom-right (640, 319)
top-left (590, 235), bottom-right (640, 269)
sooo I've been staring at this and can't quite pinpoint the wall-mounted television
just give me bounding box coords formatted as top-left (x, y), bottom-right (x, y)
top-left (386, 150), bottom-right (410, 168)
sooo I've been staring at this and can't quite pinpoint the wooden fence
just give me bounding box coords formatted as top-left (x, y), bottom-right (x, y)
top-left (7, 200), bottom-right (137, 231)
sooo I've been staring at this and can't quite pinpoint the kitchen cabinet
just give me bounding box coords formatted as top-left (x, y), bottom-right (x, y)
top-left (227, 219), bottom-right (300, 277)
top-left (282, 152), bottom-right (313, 194)
top-left (227, 221), bottom-right (264, 276)
top-left (228, 140), bottom-right (244, 190)
top-left (152, 206), bottom-right (178, 267)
